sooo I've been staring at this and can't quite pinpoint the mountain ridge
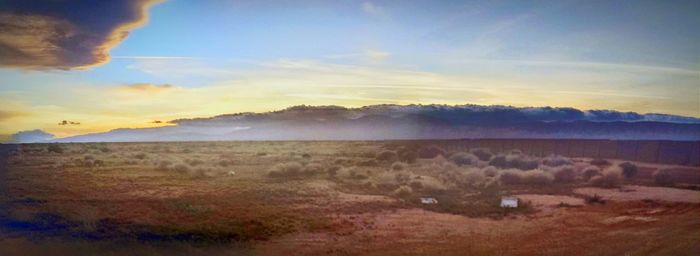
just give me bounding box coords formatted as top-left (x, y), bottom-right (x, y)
top-left (8, 104), bottom-right (700, 143)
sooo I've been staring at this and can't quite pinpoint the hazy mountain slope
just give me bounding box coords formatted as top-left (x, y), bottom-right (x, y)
top-left (43, 104), bottom-right (700, 143)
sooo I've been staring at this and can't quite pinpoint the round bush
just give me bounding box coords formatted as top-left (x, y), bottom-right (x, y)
top-left (589, 168), bottom-right (621, 188)
top-left (417, 145), bottom-right (446, 159)
top-left (449, 152), bottom-right (479, 166)
top-left (542, 155), bottom-right (573, 167)
top-left (619, 162), bottom-right (638, 179)
top-left (582, 166), bottom-right (601, 181)
top-left (553, 166), bottom-right (577, 183)
top-left (391, 162), bottom-right (407, 171)
top-left (470, 148), bottom-right (493, 161)
top-left (653, 169), bottom-right (674, 186)
top-left (375, 150), bottom-right (398, 162)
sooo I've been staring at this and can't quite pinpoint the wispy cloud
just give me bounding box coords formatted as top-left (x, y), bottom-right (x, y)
top-left (112, 56), bottom-right (200, 60)
top-left (362, 1), bottom-right (384, 17)
top-left (455, 59), bottom-right (699, 76)
top-left (324, 49), bottom-right (391, 62)
top-left (115, 83), bottom-right (177, 93)
top-left (0, 110), bottom-right (26, 121)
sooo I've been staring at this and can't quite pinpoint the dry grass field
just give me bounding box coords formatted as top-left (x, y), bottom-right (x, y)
top-left (1, 141), bottom-right (699, 255)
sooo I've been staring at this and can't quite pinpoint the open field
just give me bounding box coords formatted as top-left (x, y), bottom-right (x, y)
top-left (1, 141), bottom-right (699, 255)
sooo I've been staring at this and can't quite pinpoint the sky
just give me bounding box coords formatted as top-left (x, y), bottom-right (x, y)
top-left (0, 0), bottom-right (699, 139)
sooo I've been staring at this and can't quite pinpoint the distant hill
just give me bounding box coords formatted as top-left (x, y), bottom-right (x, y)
top-left (21, 104), bottom-right (700, 143)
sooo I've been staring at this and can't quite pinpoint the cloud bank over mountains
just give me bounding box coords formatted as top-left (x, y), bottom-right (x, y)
top-left (7, 104), bottom-right (699, 143)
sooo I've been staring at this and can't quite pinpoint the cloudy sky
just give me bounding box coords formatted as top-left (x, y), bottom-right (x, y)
top-left (0, 0), bottom-right (698, 138)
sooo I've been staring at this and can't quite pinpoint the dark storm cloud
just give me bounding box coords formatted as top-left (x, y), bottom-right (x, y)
top-left (0, 0), bottom-right (161, 70)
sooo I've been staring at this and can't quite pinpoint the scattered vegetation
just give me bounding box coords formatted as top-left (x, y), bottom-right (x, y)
top-left (47, 144), bottom-right (64, 154)
top-left (8, 140), bottom-right (697, 253)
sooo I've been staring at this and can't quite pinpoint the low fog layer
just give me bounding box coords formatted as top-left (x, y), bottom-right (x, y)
top-left (11, 104), bottom-right (700, 143)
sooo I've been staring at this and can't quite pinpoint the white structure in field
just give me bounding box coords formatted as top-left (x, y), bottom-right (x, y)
top-left (500, 196), bottom-right (518, 208)
top-left (420, 197), bottom-right (438, 204)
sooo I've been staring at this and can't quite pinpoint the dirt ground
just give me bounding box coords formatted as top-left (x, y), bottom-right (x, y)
top-left (0, 141), bottom-right (698, 255)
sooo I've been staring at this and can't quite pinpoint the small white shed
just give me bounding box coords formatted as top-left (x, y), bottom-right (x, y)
top-left (420, 197), bottom-right (438, 204)
top-left (500, 196), bottom-right (518, 208)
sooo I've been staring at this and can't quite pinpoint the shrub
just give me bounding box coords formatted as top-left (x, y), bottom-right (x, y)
top-left (619, 162), bottom-right (638, 179)
top-left (268, 162), bottom-right (303, 178)
top-left (173, 164), bottom-right (190, 174)
top-left (357, 159), bottom-right (379, 167)
top-left (398, 150), bottom-right (418, 163)
top-left (394, 172), bottom-right (411, 184)
top-left (93, 159), bottom-right (105, 167)
top-left (489, 155), bottom-right (507, 168)
top-left (392, 186), bottom-right (413, 198)
top-left (158, 160), bottom-right (173, 171)
top-left (499, 169), bottom-right (523, 185)
top-left (375, 150), bottom-right (398, 162)
top-left (489, 153), bottom-right (539, 170)
top-left (590, 158), bottom-right (610, 166)
top-left (582, 166), bottom-right (602, 181)
top-left (412, 175), bottom-right (447, 192)
top-left (409, 180), bottom-right (423, 190)
top-left (552, 166), bottom-right (577, 183)
top-left (302, 163), bottom-right (324, 176)
top-left (482, 166), bottom-right (498, 177)
top-left (186, 158), bottom-right (204, 166)
top-left (301, 153), bottom-right (312, 159)
top-left (417, 145), bottom-right (446, 159)
top-left (218, 160), bottom-right (233, 167)
top-left (499, 169), bottom-right (553, 186)
top-left (448, 152), bottom-right (479, 166)
top-left (334, 158), bottom-right (351, 166)
top-left (470, 148), bottom-right (492, 161)
top-left (133, 153), bottom-right (147, 160)
top-left (589, 168), bottom-right (621, 188)
top-left (327, 165), bottom-right (341, 177)
top-left (521, 170), bottom-right (554, 185)
top-left (374, 172), bottom-right (400, 188)
top-left (461, 168), bottom-right (487, 187)
top-left (542, 155), bottom-right (573, 167)
top-left (47, 144), bottom-right (64, 154)
top-left (391, 162), bottom-right (407, 171)
top-left (585, 194), bottom-right (606, 204)
top-left (653, 169), bottom-right (674, 186)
